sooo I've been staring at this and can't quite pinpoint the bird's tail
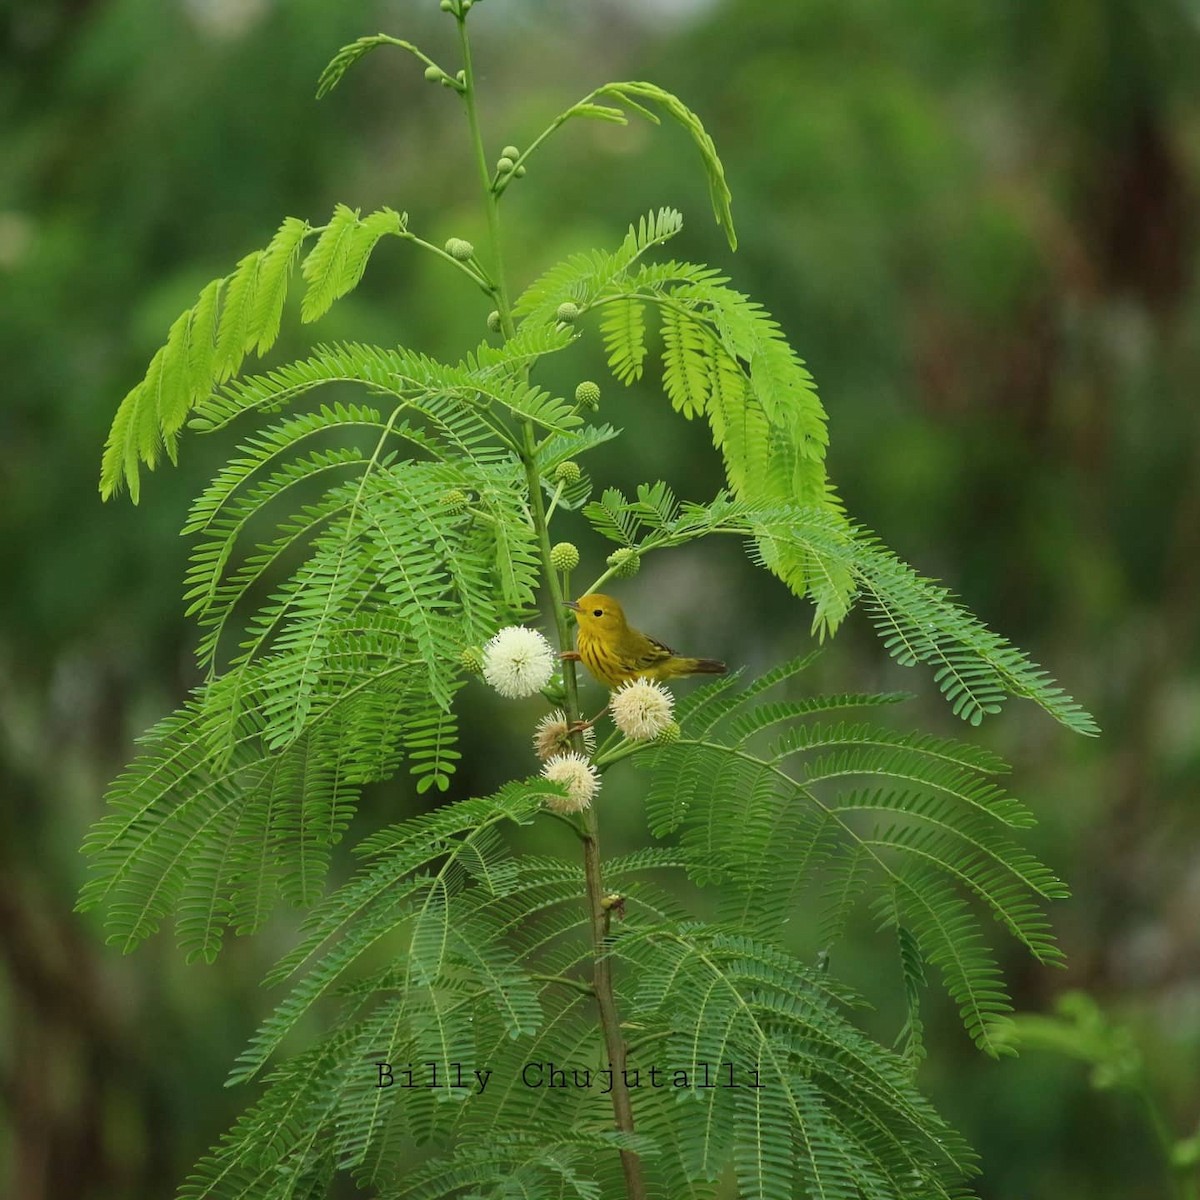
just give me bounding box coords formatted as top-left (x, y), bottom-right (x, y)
top-left (685, 658), bottom-right (727, 675)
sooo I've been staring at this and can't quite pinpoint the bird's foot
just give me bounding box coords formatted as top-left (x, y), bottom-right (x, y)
top-left (568, 704), bottom-right (609, 733)
top-left (558, 650), bottom-right (581, 662)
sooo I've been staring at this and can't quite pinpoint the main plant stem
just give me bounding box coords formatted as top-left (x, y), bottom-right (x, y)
top-left (455, 17), bottom-right (646, 1199)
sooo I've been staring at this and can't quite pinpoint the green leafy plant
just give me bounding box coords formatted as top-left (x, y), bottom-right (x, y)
top-left (997, 993), bottom-right (1200, 1200)
top-left (82, 5), bottom-right (1097, 1197)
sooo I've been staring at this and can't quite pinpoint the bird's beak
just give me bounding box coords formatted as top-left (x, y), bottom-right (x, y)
top-left (564, 600), bottom-right (580, 611)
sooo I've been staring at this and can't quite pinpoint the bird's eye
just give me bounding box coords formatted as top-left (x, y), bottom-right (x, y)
top-left (592, 608), bottom-right (603, 617)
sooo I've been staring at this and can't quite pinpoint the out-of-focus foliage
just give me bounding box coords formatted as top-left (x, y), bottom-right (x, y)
top-left (2, 0), bottom-right (1198, 1197)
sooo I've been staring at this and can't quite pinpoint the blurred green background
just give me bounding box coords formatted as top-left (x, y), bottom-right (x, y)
top-left (3, 0), bottom-right (1198, 1196)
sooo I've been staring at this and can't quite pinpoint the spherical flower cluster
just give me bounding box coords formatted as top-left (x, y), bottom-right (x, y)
top-left (607, 547), bottom-right (640, 578)
top-left (575, 380), bottom-right (601, 409)
top-left (556, 301), bottom-right (580, 324)
top-left (481, 626), bottom-right (555, 698)
top-left (541, 751), bottom-right (600, 812)
top-left (610, 678), bottom-right (675, 741)
top-left (445, 237), bottom-right (475, 261)
top-left (550, 541), bottom-right (580, 572)
top-left (459, 645), bottom-right (484, 675)
top-left (554, 460), bottom-right (581, 484)
top-left (440, 488), bottom-right (469, 512)
top-left (487, 309), bottom-right (502, 332)
top-left (532, 709), bottom-right (596, 761)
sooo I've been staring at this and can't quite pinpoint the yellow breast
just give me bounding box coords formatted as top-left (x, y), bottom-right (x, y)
top-left (577, 629), bottom-right (630, 689)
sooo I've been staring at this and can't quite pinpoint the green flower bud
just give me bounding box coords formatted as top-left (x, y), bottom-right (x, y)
top-left (461, 0), bottom-right (473, 9)
top-left (439, 0), bottom-right (453, 10)
top-left (541, 675), bottom-right (567, 707)
top-left (424, 65), bottom-right (444, 82)
top-left (515, 165), bottom-right (527, 178)
top-left (445, 237), bottom-right (474, 261)
top-left (455, 69), bottom-right (466, 84)
top-left (440, 488), bottom-right (470, 512)
top-left (574, 380), bottom-right (601, 409)
top-left (501, 145), bottom-right (520, 161)
top-left (459, 646), bottom-right (484, 675)
top-left (607, 547), bottom-right (640, 578)
top-left (653, 720), bottom-right (681, 745)
top-left (496, 156), bottom-right (516, 175)
top-left (554, 460), bottom-right (581, 484)
top-left (556, 301), bottom-right (580, 324)
top-left (550, 541), bottom-right (580, 572)
top-left (487, 309), bottom-right (502, 332)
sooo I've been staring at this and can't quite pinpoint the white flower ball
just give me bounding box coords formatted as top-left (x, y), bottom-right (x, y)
top-left (610, 677), bottom-right (675, 741)
top-left (482, 626), bottom-right (556, 699)
top-left (541, 752), bottom-right (600, 812)
top-left (533, 709), bottom-right (596, 761)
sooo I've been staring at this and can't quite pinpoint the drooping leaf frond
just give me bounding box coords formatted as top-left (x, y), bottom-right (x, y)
top-left (300, 205), bottom-right (405, 322)
top-left (632, 661), bottom-right (1068, 1056)
top-left (616, 926), bottom-right (977, 1200)
top-left (581, 488), bottom-right (1097, 734)
top-left (100, 207), bottom-right (407, 502)
top-left (316, 35), bottom-right (396, 99)
top-left (594, 82), bottom-right (736, 250)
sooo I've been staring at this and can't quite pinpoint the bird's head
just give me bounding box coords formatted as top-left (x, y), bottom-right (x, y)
top-left (566, 593), bottom-right (628, 635)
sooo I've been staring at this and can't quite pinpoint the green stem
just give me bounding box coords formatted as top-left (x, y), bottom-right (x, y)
top-left (594, 739), bottom-right (647, 770)
top-left (544, 478), bottom-right (566, 524)
top-left (456, 18), bottom-right (513, 334)
top-left (455, 19), bottom-right (646, 1200)
top-left (532, 972), bottom-right (596, 997)
top-left (399, 231), bottom-right (494, 294)
top-left (1136, 1085), bottom-right (1196, 1200)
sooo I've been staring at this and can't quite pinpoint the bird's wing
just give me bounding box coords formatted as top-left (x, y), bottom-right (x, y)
top-left (624, 635), bottom-right (676, 672)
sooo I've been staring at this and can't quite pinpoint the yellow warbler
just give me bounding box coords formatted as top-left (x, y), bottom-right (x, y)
top-left (565, 593), bottom-right (727, 690)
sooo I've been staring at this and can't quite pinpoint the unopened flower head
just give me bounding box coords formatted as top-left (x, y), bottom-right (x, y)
top-left (533, 709), bottom-right (596, 760)
top-left (607, 547), bottom-right (640, 578)
top-left (610, 677), bottom-right (675, 741)
top-left (482, 626), bottom-right (556, 699)
top-left (550, 541), bottom-right (580, 572)
top-left (541, 751), bottom-right (600, 812)
top-left (459, 645), bottom-right (485, 675)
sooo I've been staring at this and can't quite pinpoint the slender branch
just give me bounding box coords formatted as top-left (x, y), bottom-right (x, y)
top-left (399, 230), bottom-right (494, 294)
top-left (456, 19), bottom-right (513, 335)
top-left (594, 739), bottom-right (648, 770)
top-left (455, 18), bottom-right (646, 1198)
top-left (1136, 1085), bottom-right (1197, 1200)
top-left (544, 478), bottom-right (567, 524)
top-left (540, 807), bottom-right (586, 840)
top-left (532, 973), bottom-right (596, 997)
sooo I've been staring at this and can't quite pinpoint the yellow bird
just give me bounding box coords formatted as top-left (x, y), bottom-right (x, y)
top-left (565, 593), bottom-right (727, 690)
